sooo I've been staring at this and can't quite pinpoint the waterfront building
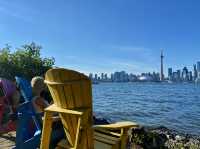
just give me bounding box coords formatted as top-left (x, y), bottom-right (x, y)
top-left (101, 73), bottom-right (104, 80)
top-left (182, 67), bottom-right (189, 81)
top-left (172, 72), bottom-right (178, 82)
top-left (168, 68), bottom-right (173, 80)
top-left (94, 74), bottom-right (98, 80)
top-left (152, 72), bottom-right (160, 82)
top-left (104, 73), bottom-right (108, 81)
top-left (197, 61), bottom-right (200, 79)
top-left (197, 61), bottom-right (200, 71)
top-left (177, 70), bottom-right (181, 81)
top-left (111, 73), bottom-right (114, 82)
top-left (120, 71), bottom-right (128, 82)
top-left (113, 72), bottom-right (119, 82)
top-left (189, 71), bottom-right (193, 81)
top-left (89, 73), bottom-right (93, 80)
top-left (171, 70), bottom-right (181, 82)
top-left (124, 73), bottom-right (129, 82)
top-left (113, 72), bottom-right (121, 82)
top-left (113, 71), bottom-right (129, 82)
top-left (193, 64), bottom-right (198, 81)
top-left (129, 73), bottom-right (137, 82)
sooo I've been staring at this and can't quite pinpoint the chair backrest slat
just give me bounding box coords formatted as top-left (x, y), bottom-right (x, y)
top-left (45, 68), bottom-right (94, 147)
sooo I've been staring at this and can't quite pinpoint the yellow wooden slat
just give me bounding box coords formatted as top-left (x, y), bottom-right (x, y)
top-left (94, 132), bottom-right (120, 143)
top-left (94, 121), bottom-right (139, 130)
top-left (45, 71), bottom-right (59, 106)
top-left (59, 114), bottom-right (73, 146)
top-left (94, 129), bottom-right (121, 137)
top-left (79, 75), bottom-right (94, 149)
top-left (60, 70), bottom-right (77, 145)
top-left (40, 111), bottom-right (53, 149)
top-left (45, 104), bottom-right (83, 115)
top-left (79, 129), bottom-right (88, 149)
top-left (74, 117), bottom-right (81, 148)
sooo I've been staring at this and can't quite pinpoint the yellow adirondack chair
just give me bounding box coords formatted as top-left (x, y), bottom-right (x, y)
top-left (40, 68), bottom-right (139, 149)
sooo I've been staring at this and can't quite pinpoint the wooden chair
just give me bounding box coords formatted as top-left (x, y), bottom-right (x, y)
top-left (40, 68), bottom-right (139, 149)
top-left (14, 77), bottom-right (41, 149)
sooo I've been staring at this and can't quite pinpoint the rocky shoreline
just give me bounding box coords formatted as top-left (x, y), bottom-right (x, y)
top-left (94, 116), bottom-right (200, 149)
top-left (131, 126), bottom-right (200, 149)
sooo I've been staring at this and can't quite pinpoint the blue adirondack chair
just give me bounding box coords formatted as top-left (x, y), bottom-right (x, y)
top-left (13, 77), bottom-right (41, 149)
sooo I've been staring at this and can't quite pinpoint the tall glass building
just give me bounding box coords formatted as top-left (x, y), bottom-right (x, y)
top-left (168, 68), bottom-right (172, 78)
top-left (197, 62), bottom-right (200, 72)
top-left (197, 61), bottom-right (200, 79)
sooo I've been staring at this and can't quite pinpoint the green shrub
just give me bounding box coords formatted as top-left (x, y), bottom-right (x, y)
top-left (0, 42), bottom-right (55, 80)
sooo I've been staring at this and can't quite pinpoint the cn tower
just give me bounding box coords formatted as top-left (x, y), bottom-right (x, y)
top-left (160, 50), bottom-right (164, 81)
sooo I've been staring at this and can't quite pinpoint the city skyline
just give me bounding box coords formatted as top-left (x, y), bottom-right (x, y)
top-left (88, 49), bottom-right (200, 80)
top-left (89, 60), bottom-right (200, 83)
top-left (1, 0), bottom-right (200, 74)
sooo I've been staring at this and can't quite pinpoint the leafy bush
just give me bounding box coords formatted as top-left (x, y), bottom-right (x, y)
top-left (0, 42), bottom-right (55, 80)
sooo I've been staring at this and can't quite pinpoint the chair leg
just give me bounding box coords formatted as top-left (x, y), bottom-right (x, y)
top-left (120, 128), bottom-right (129, 149)
top-left (40, 111), bottom-right (53, 149)
top-left (73, 117), bottom-right (80, 148)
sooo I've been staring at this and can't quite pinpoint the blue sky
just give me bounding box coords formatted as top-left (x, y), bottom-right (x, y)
top-left (1, 0), bottom-right (200, 75)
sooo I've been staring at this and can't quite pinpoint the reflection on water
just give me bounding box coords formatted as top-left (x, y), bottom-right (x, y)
top-left (92, 82), bottom-right (200, 135)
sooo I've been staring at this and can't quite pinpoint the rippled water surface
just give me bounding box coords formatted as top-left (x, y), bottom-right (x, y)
top-left (92, 82), bottom-right (200, 135)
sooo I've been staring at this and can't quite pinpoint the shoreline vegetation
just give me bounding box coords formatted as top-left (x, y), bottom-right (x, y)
top-left (94, 116), bottom-right (200, 149)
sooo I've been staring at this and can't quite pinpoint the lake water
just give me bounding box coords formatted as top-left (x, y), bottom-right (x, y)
top-left (92, 82), bottom-right (200, 135)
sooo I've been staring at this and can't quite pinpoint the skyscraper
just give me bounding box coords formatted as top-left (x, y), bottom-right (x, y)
top-left (104, 73), bottom-right (108, 80)
top-left (177, 70), bottom-right (181, 81)
top-left (197, 61), bottom-right (200, 71)
top-left (168, 68), bottom-right (172, 79)
top-left (160, 50), bottom-right (164, 81)
top-left (193, 64), bottom-right (197, 80)
top-left (94, 74), bottom-right (98, 80)
top-left (89, 73), bottom-right (93, 80)
top-left (182, 67), bottom-right (189, 81)
top-left (197, 61), bottom-right (200, 79)
top-left (111, 73), bottom-right (114, 82)
top-left (101, 73), bottom-right (104, 80)
top-left (189, 71), bottom-right (193, 81)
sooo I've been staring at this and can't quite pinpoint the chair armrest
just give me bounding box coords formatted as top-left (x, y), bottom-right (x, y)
top-left (44, 104), bottom-right (89, 116)
top-left (94, 121), bottom-right (139, 130)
